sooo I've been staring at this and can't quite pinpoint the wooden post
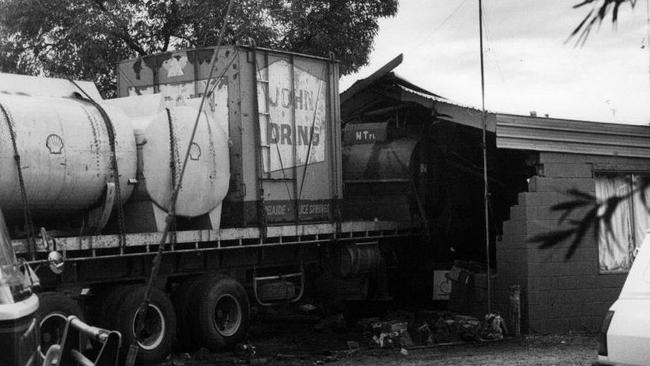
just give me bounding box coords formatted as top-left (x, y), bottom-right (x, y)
top-left (509, 285), bottom-right (521, 337)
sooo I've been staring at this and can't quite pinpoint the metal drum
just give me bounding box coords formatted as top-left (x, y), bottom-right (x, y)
top-left (332, 243), bottom-right (381, 278)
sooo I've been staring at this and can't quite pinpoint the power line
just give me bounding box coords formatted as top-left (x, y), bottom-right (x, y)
top-left (410, 0), bottom-right (470, 51)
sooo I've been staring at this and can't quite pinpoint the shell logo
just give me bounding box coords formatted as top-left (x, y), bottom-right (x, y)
top-left (189, 142), bottom-right (201, 161)
top-left (46, 134), bottom-right (64, 154)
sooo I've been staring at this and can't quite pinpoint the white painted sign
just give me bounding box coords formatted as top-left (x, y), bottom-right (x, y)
top-left (258, 60), bottom-right (327, 173)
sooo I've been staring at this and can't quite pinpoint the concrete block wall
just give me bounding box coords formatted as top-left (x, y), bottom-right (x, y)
top-left (496, 152), bottom-right (636, 334)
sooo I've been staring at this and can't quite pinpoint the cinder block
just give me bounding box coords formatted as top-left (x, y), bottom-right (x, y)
top-left (509, 206), bottom-right (527, 220)
top-left (534, 192), bottom-right (562, 207)
top-left (526, 219), bottom-right (567, 239)
top-left (542, 163), bottom-right (593, 178)
top-left (557, 244), bottom-right (597, 262)
top-left (576, 275), bottom-right (598, 289)
top-left (527, 263), bottom-right (547, 277)
top-left (528, 276), bottom-right (559, 291)
top-left (528, 290), bottom-right (553, 305)
top-left (557, 276), bottom-right (579, 290)
top-left (583, 302), bottom-right (604, 316)
top-left (528, 303), bottom-right (552, 320)
top-left (518, 191), bottom-right (559, 206)
top-left (548, 318), bottom-right (570, 333)
top-left (498, 234), bottom-right (528, 249)
top-left (528, 319), bottom-right (550, 334)
top-left (568, 317), bottom-right (591, 331)
top-left (553, 302), bottom-right (580, 317)
top-left (571, 261), bottom-right (598, 276)
top-left (531, 177), bottom-right (595, 193)
top-left (527, 245), bottom-right (555, 264)
top-left (503, 220), bottom-right (528, 237)
top-left (500, 248), bottom-right (527, 263)
top-left (596, 274), bottom-right (626, 289)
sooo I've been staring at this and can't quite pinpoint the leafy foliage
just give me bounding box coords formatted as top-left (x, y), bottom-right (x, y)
top-left (571, 0), bottom-right (637, 45)
top-left (0, 0), bottom-right (398, 96)
top-left (529, 178), bottom-right (650, 260)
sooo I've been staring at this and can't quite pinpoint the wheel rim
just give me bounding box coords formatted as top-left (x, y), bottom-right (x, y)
top-left (39, 312), bottom-right (67, 357)
top-left (132, 304), bottom-right (166, 351)
top-left (213, 294), bottom-right (242, 337)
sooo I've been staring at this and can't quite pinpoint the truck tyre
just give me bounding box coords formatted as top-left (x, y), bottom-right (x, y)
top-left (112, 286), bottom-right (176, 365)
top-left (173, 277), bottom-right (202, 350)
top-left (37, 292), bottom-right (83, 358)
top-left (100, 285), bottom-right (136, 327)
top-left (188, 274), bottom-right (249, 350)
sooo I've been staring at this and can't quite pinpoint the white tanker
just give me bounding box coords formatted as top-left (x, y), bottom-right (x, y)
top-left (0, 73), bottom-right (229, 235)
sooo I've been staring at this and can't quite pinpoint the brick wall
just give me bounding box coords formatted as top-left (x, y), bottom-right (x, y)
top-left (496, 152), bottom-right (638, 334)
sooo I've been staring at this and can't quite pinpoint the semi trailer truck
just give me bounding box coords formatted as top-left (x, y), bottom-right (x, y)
top-left (0, 45), bottom-right (421, 364)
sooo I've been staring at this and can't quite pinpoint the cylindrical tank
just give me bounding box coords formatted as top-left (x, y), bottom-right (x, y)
top-left (331, 244), bottom-right (382, 278)
top-left (132, 106), bottom-right (229, 218)
top-left (0, 95), bottom-right (137, 219)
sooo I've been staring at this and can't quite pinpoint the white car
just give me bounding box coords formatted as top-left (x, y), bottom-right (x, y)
top-left (595, 233), bottom-right (650, 365)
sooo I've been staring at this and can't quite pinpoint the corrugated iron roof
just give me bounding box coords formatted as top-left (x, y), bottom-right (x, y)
top-left (496, 113), bottom-right (650, 158)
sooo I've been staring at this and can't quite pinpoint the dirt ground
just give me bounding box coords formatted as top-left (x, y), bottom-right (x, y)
top-left (169, 312), bottom-right (598, 366)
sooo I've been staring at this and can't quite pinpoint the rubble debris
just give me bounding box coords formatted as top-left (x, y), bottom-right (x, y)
top-left (480, 313), bottom-right (507, 341)
top-left (359, 310), bottom-right (508, 349)
top-left (369, 320), bottom-right (412, 348)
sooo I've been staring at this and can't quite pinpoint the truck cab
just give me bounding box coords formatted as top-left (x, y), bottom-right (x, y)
top-left (0, 207), bottom-right (40, 365)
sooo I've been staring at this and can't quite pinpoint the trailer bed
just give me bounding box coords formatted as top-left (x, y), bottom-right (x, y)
top-left (14, 220), bottom-right (418, 262)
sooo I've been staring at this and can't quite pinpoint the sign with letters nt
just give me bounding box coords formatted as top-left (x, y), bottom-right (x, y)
top-left (258, 60), bottom-right (327, 173)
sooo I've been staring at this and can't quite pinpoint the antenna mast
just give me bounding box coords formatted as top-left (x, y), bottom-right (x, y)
top-left (479, 0), bottom-right (492, 314)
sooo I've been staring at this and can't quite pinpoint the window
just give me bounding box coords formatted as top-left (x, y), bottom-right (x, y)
top-left (596, 174), bottom-right (650, 273)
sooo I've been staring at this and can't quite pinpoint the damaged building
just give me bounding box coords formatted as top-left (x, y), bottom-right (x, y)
top-left (341, 54), bottom-right (650, 333)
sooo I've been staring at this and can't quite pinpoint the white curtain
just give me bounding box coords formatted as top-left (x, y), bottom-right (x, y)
top-left (597, 175), bottom-right (634, 273)
top-left (632, 175), bottom-right (650, 255)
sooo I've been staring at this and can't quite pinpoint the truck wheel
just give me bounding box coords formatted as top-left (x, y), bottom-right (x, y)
top-left (100, 285), bottom-right (136, 327)
top-left (112, 286), bottom-right (176, 365)
top-left (188, 274), bottom-right (249, 350)
top-left (173, 277), bottom-right (202, 350)
top-left (37, 292), bottom-right (83, 358)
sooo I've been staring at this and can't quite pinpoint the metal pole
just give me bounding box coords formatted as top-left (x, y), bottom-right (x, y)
top-left (479, 0), bottom-right (492, 314)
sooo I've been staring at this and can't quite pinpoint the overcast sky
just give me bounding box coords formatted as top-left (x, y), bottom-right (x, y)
top-left (339, 0), bottom-right (650, 125)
